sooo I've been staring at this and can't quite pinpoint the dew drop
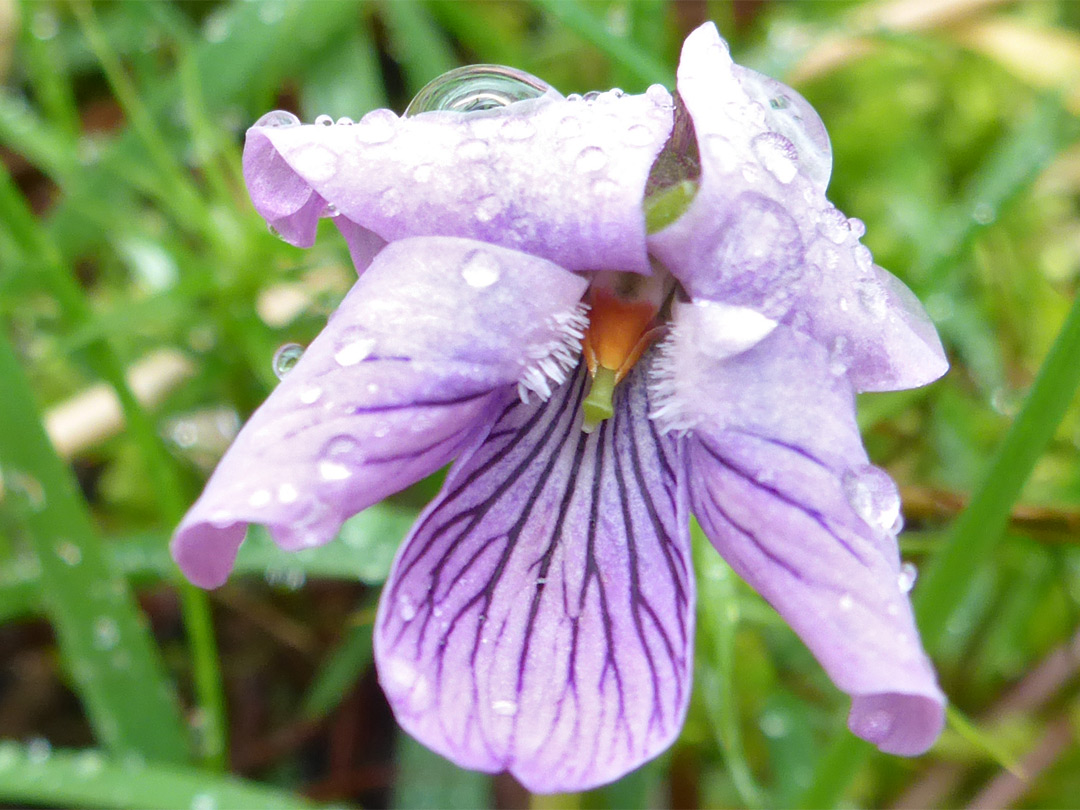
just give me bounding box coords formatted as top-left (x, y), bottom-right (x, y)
top-left (379, 187), bottom-right (404, 217)
top-left (752, 132), bottom-right (799, 183)
top-left (500, 117), bottom-right (535, 140)
top-left (277, 483), bottom-right (299, 504)
top-left (847, 217), bottom-right (867, 239)
top-left (474, 194), bottom-right (504, 223)
top-left (759, 710), bottom-right (788, 738)
top-left (460, 250), bottom-right (501, 288)
top-left (819, 206), bottom-right (850, 244)
top-left (575, 145), bottom-right (608, 173)
top-left (75, 750), bottom-right (104, 776)
top-left (399, 596), bottom-right (417, 622)
top-left (318, 460), bottom-right (352, 481)
top-left (254, 110), bottom-right (300, 129)
top-left (583, 90), bottom-right (602, 102)
top-left (56, 541), bottom-right (81, 566)
top-left (26, 738), bottom-right (50, 765)
top-left (842, 465), bottom-right (902, 534)
top-left (93, 617), bottom-right (120, 650)
top-left (334, 337), bottom-right (376, 367)
top-left (337, 116), bottom-right (354, 126)
top-left (455, 139), bottom-right (488, 162)
top-left (838, 593), bottom-right (854, 611)
top-left (248, 489), bottom-right (271, 508)
top-left (314, 114), bottom-right (333, 126)
top-left (405, 65), bottom-right (555, 116)
top-left (299, 385), bottom-right (322, 404)
top-left (624, 123), bottom-right (655, 147)
top-left (324, 202), bottom-right (340, 218)
top-left (897, 562), bottom-right (918, 594)
top-left (491, 699), bottom-right (518, 717)
top-left (973, 202), bottom-right (996, 225)
top-left (857, 709), bottom-right (893, 742)
top-left (272, 343), bottom-right (304, 379)
top-left (355, 108), bottom-right (397, 144)
top-left (324, 435), bottom-right (361, 458)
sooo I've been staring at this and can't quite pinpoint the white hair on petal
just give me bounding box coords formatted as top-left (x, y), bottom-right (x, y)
top-left (646, 324), bottom-right (703, 435)
top-left (517, 303), bottom-right (589, 403)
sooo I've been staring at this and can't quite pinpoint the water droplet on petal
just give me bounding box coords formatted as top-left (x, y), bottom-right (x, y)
top-left (474, 194), bottom-right (504, 222)
top-left (839, 593), bottom-right (854, 611)
top-left (461, 250), bottom-right (501, 288)
top-left (491, 699), bottom-right (518, 716)
top-left (455, 139), bottom-right (488, 162)
top-left (318, 460), bottom-right (352, 481)
top-left (336, 116), bottom-right (354, 126)
top-left (842, 465), bottom-right (902, 534)
top-left (405, 65), bottom-right (556, 116)
top-left (355, 108), bottom-right (397, 144)
top-left (752, 132), bottom-right (799, 183)
top-left (398, 596), bottom-right (417, 621)
top-left (500, 117), bottom-right (535, 140)
top-left (277, 483), bottom-right (299, 504)
top-left (575, 145), bottom-right (608, 173)
top-left (298, 385), bottom-right (322, 404)
top-left (272, 343), bottom-right (304, 379)
top-left (624, 123), bottom-right (655, 147)
top-left (325, 435), bottom-right (362, 459)
top-left (379, 187), bottom-right (404, 217)
top-left (334, 337), bottom-right (376, 367)
top-left (254, 110), bottom-right (300, 129)
top-left (857, 709), bottom-right (894, 742)
top-left (898, 562), bottom-right (918, 593)
top-left (314, 114), bottom-right (333, 126)
top-left (248, 489), bottom-right (271, 508)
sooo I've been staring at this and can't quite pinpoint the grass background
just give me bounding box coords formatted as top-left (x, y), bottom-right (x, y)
top-left (2, 0), bottom-right (1080, 807)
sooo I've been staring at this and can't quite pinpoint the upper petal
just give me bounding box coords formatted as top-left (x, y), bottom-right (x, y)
top-left (172, 237), bottom-right (588, 588)
top-left (244, 90), bottom-right (674, 275)
top-left (374, 362), bottom-right (693, 792)
top-left (670, 322), bottom-right (944, 756)
top-left (648, 23), bottom-right (947, 391)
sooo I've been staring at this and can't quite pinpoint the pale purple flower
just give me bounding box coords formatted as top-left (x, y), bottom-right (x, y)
top-left (172, 24), bottom-right (948, 792)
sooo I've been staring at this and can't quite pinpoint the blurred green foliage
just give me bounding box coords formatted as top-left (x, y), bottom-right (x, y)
top-left (1, 1), bottom-right (1079, 808)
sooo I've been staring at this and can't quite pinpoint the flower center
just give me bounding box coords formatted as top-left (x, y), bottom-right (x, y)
top-left (581, 271), bottom-right (668, 433)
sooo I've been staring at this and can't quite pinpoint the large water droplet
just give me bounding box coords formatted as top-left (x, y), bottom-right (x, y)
top-left (272, 343), bottom-right (304, 379)
top-left (461, 250), bottom-right (501, 288)
top-left (314, 114), bottom-right (333, 126)
top-left (254, 110), bottom-right (300, 129)
top-left (405, 65), bottom-right (557, 117)
top-left (842, 465), bottom-right (902, 534)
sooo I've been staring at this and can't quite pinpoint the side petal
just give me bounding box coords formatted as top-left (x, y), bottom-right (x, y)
top-left (671, 324), bottom-right (944, 756)
top-left (789, 258), bottom-right (948, 392)
top-left (374, 363), bottom-right (693, 792)
top-left (172, 237), bottom-right (588, 589)
top-left (243, 90), bottom-right (673, 276)
top-left (649, 23), bottom-right (947, 391)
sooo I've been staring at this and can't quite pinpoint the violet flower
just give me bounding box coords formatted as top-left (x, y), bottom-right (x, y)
top-left (172, 24), bottom-right (948, 792)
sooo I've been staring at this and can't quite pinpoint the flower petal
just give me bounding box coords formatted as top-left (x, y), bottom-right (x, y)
top-left (650, 23), bottom-right (947, 392)
top-left (172, 237), bottom-right (589, 589)
top-left (789, 259), bottom-right (948, 391)
top-left (244, 90), bottom-right (674, 275)
top-left (374, 363), bottom-right (693, 792)
top-left (671, 324), bottom-right (944, 756)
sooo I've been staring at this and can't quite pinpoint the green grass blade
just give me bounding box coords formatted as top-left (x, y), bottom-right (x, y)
top-left (302, 608), bottom-right (375, 720)
top-left (379, 1), bottom-right (458, 94)
top-left (530, 0), bottom-right (672, 89)
top-left (0, 742), bottom-right (315, 810)
top-left (916, 291), bottom-right (1080, 649)
top-left (692, 523), bottom-right (766, 809)
top-left (794, 734), bottom-right (871, 810)
top-left (0, 333), bottom-right (189, 763)
top-left (392, 733), bottom-right (492, 810)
